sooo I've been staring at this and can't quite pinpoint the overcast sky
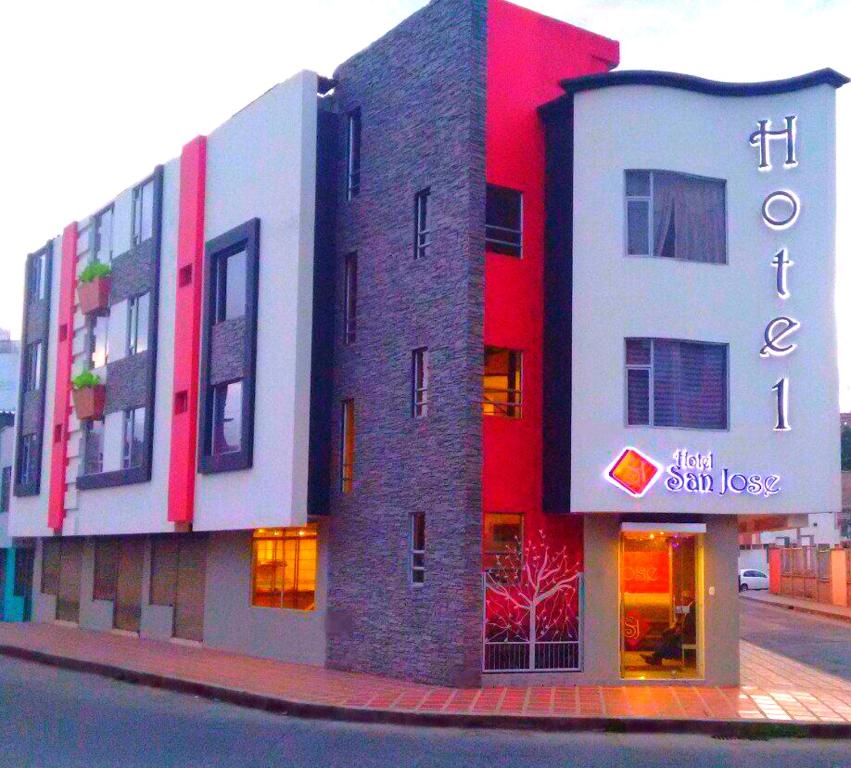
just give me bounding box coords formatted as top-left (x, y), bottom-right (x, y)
top-left (2, 0), bottom-right (849, 405)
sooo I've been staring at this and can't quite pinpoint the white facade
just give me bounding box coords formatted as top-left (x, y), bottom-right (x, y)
top-left (569, 82), bottom-right (841, 516)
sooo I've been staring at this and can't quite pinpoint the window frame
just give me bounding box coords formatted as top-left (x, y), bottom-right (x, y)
top-left (126, 292), bottom-right (150, 357)
top-left (623, 169), bottom-right (728, 264)
top-left (83, 418), bottom-right (105, 476)
top-left (23, 341), bottom-right (42, 392)
top-left (93, 204), bottom-right (114, 264)
top-left (210, 379), bottom-right (243, 456)
top-left (414, 188), bottom-right (431, 259)
top-left (250, 526), bottom-right (318, 611)
top-left (343, 252), bottom-right (357, 346)
top-left (485, 184), bottom-right (523, 258)
top-left (340, 399), bottom-right (354, 494)
top-left (198, 219), bottom-right (260, 475)
top-left (346, 108), bottom-right (361, 201)
top-left (121, 407), bottom-right (146, 470)
top-left (411, 347), bottom-right (428, 418)
top-left (16, 433), bottom-right (38, 489)
top-left (131, 177), bottom-right (155, 247)
top-left (483, 346), bottom-right (523, 418)
top-left (410, 512), bottom-right (425, 586)
top-left (624, 337), bottom-right (730, 431)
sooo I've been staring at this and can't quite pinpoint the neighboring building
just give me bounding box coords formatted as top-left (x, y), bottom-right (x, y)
top-left (840, 412), bottom-right (851, 430)
top-left (9, 0), bottom-right (846, 688)
top-left (0, 332), bottom-right (32, 621)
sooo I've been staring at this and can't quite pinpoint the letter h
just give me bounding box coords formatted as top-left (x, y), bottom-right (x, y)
top-left (749, 116), bottom-right (797, 170)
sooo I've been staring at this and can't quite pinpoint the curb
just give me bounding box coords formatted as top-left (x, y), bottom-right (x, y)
top-left (1, 643), bottom-right (849, 740)
top-left (740, 593), bottom-right (851, 624)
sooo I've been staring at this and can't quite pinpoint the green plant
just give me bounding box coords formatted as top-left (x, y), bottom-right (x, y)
top-left (71, 370), bottom-right (101, 390)
top-left (79, 261), bottom-right (111, 284)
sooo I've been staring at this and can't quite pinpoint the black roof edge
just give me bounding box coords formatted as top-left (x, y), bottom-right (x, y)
top-left (541, 68), bottom-right (848, 116)
top-left (317, 76), bottom-right (337, 95)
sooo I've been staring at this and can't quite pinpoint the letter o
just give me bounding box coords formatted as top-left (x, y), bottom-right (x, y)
top-left (762, 190), bottom-right (800, 230)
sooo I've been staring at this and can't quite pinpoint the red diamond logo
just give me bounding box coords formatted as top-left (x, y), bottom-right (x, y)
top-left (605, 447), bottom-right (661, 498)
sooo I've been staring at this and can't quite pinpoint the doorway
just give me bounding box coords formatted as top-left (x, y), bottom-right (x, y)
top-left (619, 524), bottom-right (703, 680)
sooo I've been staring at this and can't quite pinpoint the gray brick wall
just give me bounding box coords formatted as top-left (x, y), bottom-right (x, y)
top-left (325, 0), bottom-right (487, 687)
top-left (105, 351), bottom-right (150, 414)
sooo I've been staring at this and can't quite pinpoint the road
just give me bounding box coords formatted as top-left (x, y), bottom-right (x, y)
top-left (739, 595), bottom-right (851, 680)
top-left (0, 654), bottom-right (847, 768)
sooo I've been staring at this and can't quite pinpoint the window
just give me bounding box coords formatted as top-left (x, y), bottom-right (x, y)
top-left (410, 513), bottom-right (425, 585)
top-left (625, 170), bottom-right (726, 263)
top-left (343, 252), bottom-right (357, 345)
top-left (412, 348), bottom-right (428, 418)
top-left (84, 419), bottom-right (104, 475)
top-left (346, 108), bottom-right (361, 200)
top-left (483, 513), bottom-right (523, 572)
top-left (17, 434), bottom-right (37, 487)
top-left (121, 407), bottom-right (146, 469)
top-left (414, 188), bottom-right (431, 259)
top-left (89, 315), bottom-right (109, 369)
top-left (211, 380), bottom-right (242, 455)
top-left (251, 526), bottom-right (317, 610)
top-left (486, 185), bottom-right (522, 257)
top-left (483, 347), bottom-right (522, 418)
top-left (0, 466), bottom-right (10, 512)
top-left (27, 249), bottom-right (48, 302)
top-left (41, 539), bottom-right (61, 596)
top-left (132, 178), bottom-right (155, 246)
top-left (213, 250), bottom-right (246, 323)
top-left (92, 538), bottom-right (119, 601)
top-left (93, 207), bottom-right (114, 263)
top-left (626, 338), bottom-right (728, 430)
top-left (341, 399), bottom-right (354, 493)
top-left (23, 341), bottom-right (42, 391)
top-left (126, 293), bottom-right (150, 355)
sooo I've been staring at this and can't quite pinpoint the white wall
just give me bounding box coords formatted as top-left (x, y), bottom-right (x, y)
top-left (194, 70), bottom-right (317, 531)
top-left (570, 83), bottom-right (841, 516)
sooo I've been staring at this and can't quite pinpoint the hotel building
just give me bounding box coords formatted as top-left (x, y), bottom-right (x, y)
top-left (9, 0), bottom-right (845, 686)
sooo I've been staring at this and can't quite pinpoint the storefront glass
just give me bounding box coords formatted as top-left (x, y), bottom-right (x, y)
top-left (620, 528), bottom-right (702, 680)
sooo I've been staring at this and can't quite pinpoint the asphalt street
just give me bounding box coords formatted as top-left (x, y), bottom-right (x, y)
top-left (0, 651), bottom-right (848, 768)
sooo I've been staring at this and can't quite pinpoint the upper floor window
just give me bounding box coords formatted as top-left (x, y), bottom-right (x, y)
top-left (251, 526), bottom-right (318, 610)
top-left (483, 346), bottom-right (522, 418)
top-left (414, 188), bottom-right (431, 259)
top-left (126, 293), bottom-right (150, 356)
top-left (132, 178), bottom-right (155, 246)
top-left (341, 399), bottom-right (355, 493)
top-left (343, 252), bottom-right (357, 346)
top-left (89, 315), bottom-right (109, 370)
top-left (27, 249), bottom-right (48, 302)
top-left (17, 434), bottom-right (37, 487)
top-left (84, 418), bottom-right (104, 475)
top-left (410, 512), bottom-right (425, 586)
top-left (213, 249), bottom-right (246, 323)
top-left (412, 347), bottom-right (428, 418)
top-left (93, 206), bottom-right (114, 263)
top-left (483, 512), bottom-right (522, 573)
top-left (625, 170), bottom-right (726, 264)
top-left (0, 466), bottom-right (11, 512)
top-left (486, 185), bottom-right (522, 257)
top-left (211, 380), bottom-right (243, 456)
top-left (121, 407), bottom-right (146, 469)
top-left (23, 341), bottom-right (42, 392)
top-left (626, 338), bottom-right (728, 430)
top-left (346, 108), bottom-right (361, 200)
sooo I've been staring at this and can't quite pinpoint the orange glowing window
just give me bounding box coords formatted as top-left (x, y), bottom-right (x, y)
top-left (251, 525), bottom-right (317, 611)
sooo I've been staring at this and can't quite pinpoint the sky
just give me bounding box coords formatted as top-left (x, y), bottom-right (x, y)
top-left (1, 0), bottom-right (849, 405)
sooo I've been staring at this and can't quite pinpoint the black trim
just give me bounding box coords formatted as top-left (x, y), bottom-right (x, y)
top-left (542, 96), bottom-right (574, 514)
top-left (76, 166), bottom-right (164, 491)
top-left (307, 109), bottom-right (338, 515)
top-left (543, 68), bottom-right (849, 115)
top-left (198, 218), bottom-right (260, 474)
top-left (14, 241), bottom-right (53, 497)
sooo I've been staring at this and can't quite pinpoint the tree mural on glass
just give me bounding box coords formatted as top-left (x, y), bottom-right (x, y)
top-left (484, 530), bottom-right (581, 671)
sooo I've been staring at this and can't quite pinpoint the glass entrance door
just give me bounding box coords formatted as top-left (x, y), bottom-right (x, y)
top-left (620, 528), bottom-right (702, 680)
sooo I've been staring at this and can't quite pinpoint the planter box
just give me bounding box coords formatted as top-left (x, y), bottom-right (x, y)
top-left (72, 385), bottom-right (106, 421)
top-left (78, 276), bottom-right (111, 316)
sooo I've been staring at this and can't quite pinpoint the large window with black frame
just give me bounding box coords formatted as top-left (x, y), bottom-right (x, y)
top-left (346, 108), bottom-right (361, 201)
top-left (414, 188), bottom-right (431, 259)
top-left (485, 184), bottom-right (522, 257)
top-left (199, 219), bottom-right (259, 473)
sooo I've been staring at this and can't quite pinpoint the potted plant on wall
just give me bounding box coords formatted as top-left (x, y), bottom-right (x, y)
top-left (71, 370), bottom-right (106, 421)
top-left (77, 261), bottom-right (112, 315)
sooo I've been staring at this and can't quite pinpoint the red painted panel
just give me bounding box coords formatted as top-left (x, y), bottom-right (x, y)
top-left (167, 136), bottom-right (207, 524)
top-left (768, 548), bottom-right (781, 594)
top-left (484, 1), bottom-right (619, 556)
top-left (47, 223), bottom-right (78, 531)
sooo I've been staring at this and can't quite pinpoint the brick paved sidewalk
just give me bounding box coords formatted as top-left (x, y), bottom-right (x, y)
top-left (0, 622), bottom-right (848, 735)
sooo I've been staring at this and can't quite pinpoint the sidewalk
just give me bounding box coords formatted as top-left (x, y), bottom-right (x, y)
top-left (740, 589), bottom-right (851, 623)
top-left (0, 622), bottom-right (849, 737)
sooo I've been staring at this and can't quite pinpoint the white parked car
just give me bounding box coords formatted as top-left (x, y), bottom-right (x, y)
top-left (738, 569), bottom-right (769, 591)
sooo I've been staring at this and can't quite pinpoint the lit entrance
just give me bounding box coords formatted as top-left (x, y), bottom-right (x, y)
top-left (619, 523), bottom-right (703, 680)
